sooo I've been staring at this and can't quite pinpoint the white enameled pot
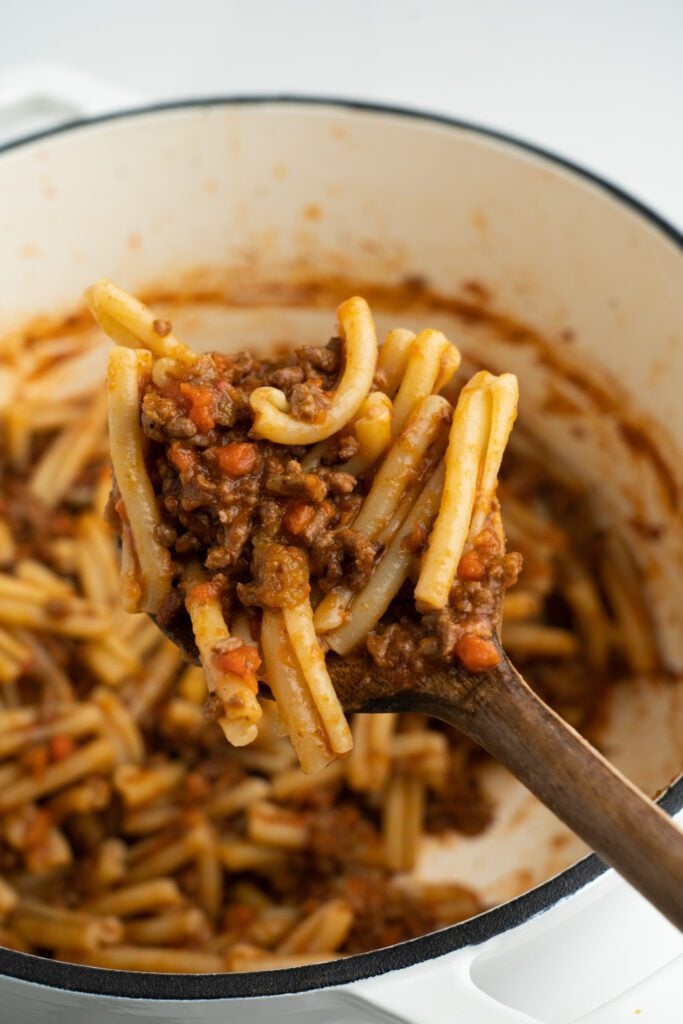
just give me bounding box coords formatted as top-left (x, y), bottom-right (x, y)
top-left (0, 93), bottom-right (682, 1023)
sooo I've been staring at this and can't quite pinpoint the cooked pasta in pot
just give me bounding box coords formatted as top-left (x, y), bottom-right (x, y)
top-left (0, 283), bottom-right (659, 971)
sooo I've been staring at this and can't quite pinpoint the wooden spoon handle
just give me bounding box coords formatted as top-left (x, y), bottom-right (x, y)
top-left (439, 658), bottom-right (683, 930)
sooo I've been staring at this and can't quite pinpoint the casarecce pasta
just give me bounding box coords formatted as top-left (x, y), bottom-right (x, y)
top-left (90, 280), bottom-right (520, 767)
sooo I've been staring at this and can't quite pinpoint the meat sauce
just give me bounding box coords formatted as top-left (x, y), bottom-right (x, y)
top-left (126, 341), bottom-right (521, 677)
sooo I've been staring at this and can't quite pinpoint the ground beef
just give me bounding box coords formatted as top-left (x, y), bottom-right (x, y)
top-left (202, 693), bottom-right (225, 721)
top-left (142, 392), bottom-right (198, 442)
top-left (310, 527), bottom-right (381, 592)
top-left (336, 871), bottom-right (437, 952)
top-left (155, 587), bottom-right (185, 629)
top-left (264, 460), bottom-right (328, 502)
top-left (288, 382), bottom-right (331, 422)
top-left (334, 432), bottom-right (360, 464)
top-left (266, 365), bottom-right (305, 390)
top-left (367, 623), bottom-right (419, 675)
top-left (154, 522), bottom-right (178, 547)
top-left (315, 468), bottom-right (356, 495)
top-left (204, 515), bottom-right (253, 570)
top-left (295, 343), bottom-right (340, 375)
top-left (237, 542), bottom-right (310, 609)
top-left (426, 746), bottom-right (494, 835)
top-left (257, 499), bottom-right (283, 538)
top-left (136, 347), bottom-right (519, 674)
top-left (305, 805), bottom-right (380, 878)
top-left (291, 502), bottom-right (336, 547)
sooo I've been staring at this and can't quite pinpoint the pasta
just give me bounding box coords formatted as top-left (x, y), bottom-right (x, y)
top-left (260, 610), bottom-right (334, 773)
top-left (415, 371), bottom-right (518, 611)
top-left (249, 296), bottom-right (378, 444)
top-left (86, 279), bottom-right (198, 365)
top-left (184, 563), bottom-right (262, 747)
top-left (342, 392), bottom-right (393, 477)
top-left (390, 329), bottom-right (459, 438)
top-left (312, 395), bottom-right (450, 632)
top-left (0, 282), bottom-right (660, 973)
top-left (93, 282), bottom-right (521, 766)
top-left (107, 347), bottom-right (173, 614)
top-left (326, 463), bottom-right (447, 656)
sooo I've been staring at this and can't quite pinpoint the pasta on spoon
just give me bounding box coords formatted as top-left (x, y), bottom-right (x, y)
top-left (88, 280), bottom-right (521, 773)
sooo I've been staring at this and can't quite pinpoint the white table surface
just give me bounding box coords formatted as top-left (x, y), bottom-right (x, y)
top-left (0, 0), bottom-right (682, 228)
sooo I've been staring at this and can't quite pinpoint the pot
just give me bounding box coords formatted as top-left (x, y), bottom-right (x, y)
top-left (0, 96), bottom-right (681, 1023)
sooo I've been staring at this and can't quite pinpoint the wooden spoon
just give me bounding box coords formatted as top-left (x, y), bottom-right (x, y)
top-left (157, 603), bottom-right (683, 931)
top-left (327, 642), bottom-right (683, 930)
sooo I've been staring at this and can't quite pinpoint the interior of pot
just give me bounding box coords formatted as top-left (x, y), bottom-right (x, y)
top-left (1, 99), bottom-right (682, 967)
top-left (46, 287), bottom-right (683, 907)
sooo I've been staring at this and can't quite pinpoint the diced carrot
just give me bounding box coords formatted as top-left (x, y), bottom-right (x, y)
top-left (179, 382), bottom-right (216, 433)
top-left (283, 501), bottom-right (316, 536)
top-left (216, 645), bottom-right (261, 677)
top-left (169, 443), bottom-right (195, 475)
top-left (49, 734), bottom-right (76, 762)
top-left (215, 645), bottom-right (261, 693)
top-left (214, 443), bottom-right (258, 478)
top-left (457, 550), bottom-right (485, 581)
top-left (455, 634), bottom-right (500, 672)
top-left (188, 581), bottom-right (219, 605)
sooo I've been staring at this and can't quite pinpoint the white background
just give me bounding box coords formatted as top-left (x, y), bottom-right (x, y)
top-left (0, 0), bottom-right (682, 226)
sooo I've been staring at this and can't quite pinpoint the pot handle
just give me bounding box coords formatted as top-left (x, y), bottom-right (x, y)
top-left (349, 827), bottom-right (683, 1024)
top-left (347, 951), bottom-right (542, 1023)
top-left (350, 944), bottom-right (683, 1024)
top-left (0, 63), bottom-right (141, 143)
top-left (348, 953), bottom-right (683, 1023)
